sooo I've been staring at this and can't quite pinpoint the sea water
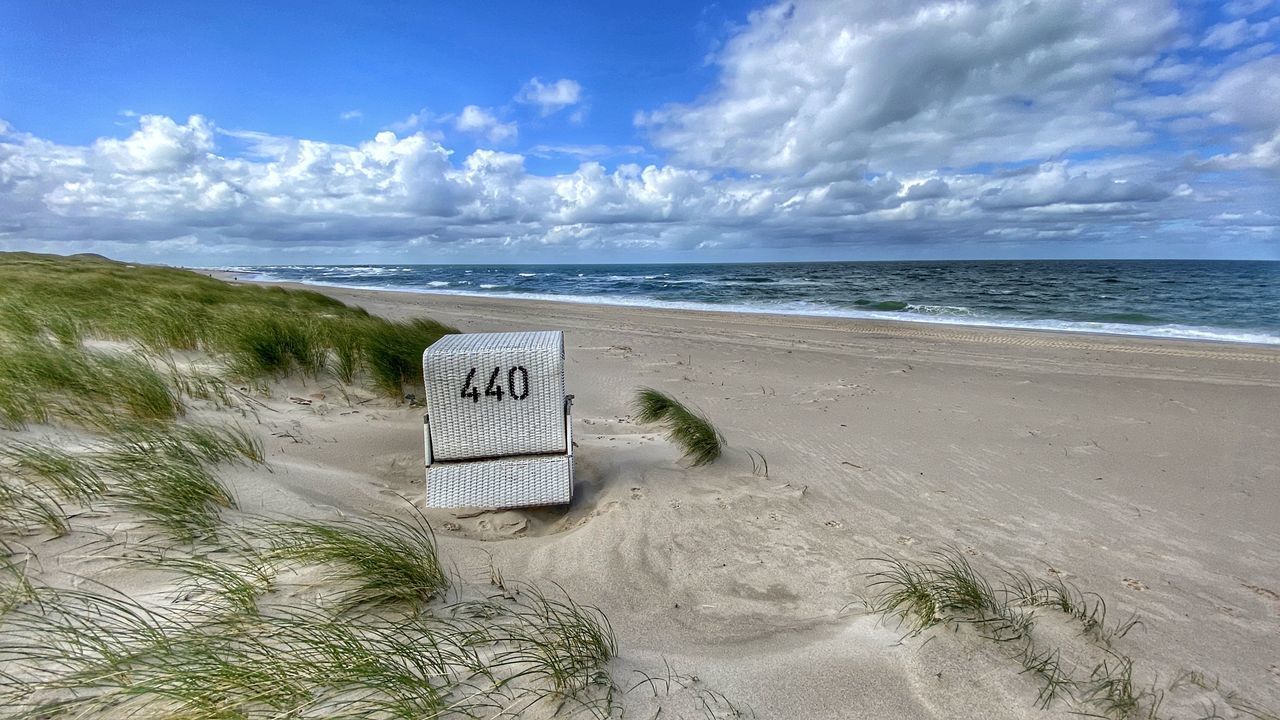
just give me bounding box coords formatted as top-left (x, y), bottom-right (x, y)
top-left (219, 260), bottom-right (1280, 346)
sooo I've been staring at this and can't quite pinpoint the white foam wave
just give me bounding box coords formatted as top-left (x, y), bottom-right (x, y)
top-left (906, 304), bottom-right (974, 316)
top-left (225, 274), bottom-right (1280, 347)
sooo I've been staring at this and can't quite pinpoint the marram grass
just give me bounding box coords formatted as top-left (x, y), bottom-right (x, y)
top-left (0, 251), bottom-right (457, 396)
top-left (265, 508), bottom-right (450, 608)
top-left (632, 387), bottom-right (725, 466)
top-left (0, 555), bottom-right (619, 719)
top-left (0, 338), bottom-right (181, 430)
top-left (0, 420), bottom-right (262, 544)
top-left (0, 251), bottom-right (692, 719)
top-left (860, 549), bottom-right (1188, 719)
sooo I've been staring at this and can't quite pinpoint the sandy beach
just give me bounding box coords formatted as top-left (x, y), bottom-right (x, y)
top-left (196, 280), bottom-right (1278, 718)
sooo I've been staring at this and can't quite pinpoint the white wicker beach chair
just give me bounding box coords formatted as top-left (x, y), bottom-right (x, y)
top-left (422, 331), bottom-right (573, 508)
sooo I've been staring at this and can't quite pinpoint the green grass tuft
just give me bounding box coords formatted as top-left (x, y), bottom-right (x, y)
top-left (221, 312), bottom-right (329, 378)
top-left (494, 585), bottom-right (618, 696)
top-left (0, 579), bottom-right (622, 719)
top-left (266, 508), bottom-right (449, 607)
top-left (0, 252), bottom-right (456, 393)
top-left (0, 339), bottom-right (181, 430)
top-left (632, 387), bottom-right (677, 424)
top-left (632, 387), bottom-right (725, 466)
top-left (0, 442), bottom-right (105, 504)
top-left (363, 318), bottom-right (455, 396)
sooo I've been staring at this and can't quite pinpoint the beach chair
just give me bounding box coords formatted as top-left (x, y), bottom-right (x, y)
top-left (422, 331), bottom-right (573, 508)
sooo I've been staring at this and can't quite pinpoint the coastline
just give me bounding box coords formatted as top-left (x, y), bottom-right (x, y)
top-left (7, 255), bottom-right (1277, 716)
top-left (203, 262), bottom-right (1280, 347)
top-left (205, 269), bottom-right (1280, 358)
top-left (200, 269), bottom-right (1280, 715)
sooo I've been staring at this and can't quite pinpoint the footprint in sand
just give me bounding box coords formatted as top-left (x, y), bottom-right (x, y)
top-left (1123, 577), bottom-right (1149, 591)
top-left (896, 535), bottom-right (915, 545)
top-left (824, 520), bottom-right (843, 529)
top-left (630, 486), bottom-right (644, 500)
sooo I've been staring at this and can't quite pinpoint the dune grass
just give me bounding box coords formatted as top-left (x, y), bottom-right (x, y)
top-left (0, 517), bottom-right (619, 719)
top-left (0, 337), bottom-right (182, 430)
top-left (861, 549), bottom-right (1200, 718)
top-left (364, 318), bottom-right (458, 396)
top-left (632, 387), bottom-right (725, 466)
top-left (266, 508), bottom-right (450, 608)
top-left (0, 252), bottom-right (456, 396)
top-left (0, 252), bottom-right (633, 717)
top-left (0, 420), bottom-right (260, 543)
top-left (493, 585), bottom-right (618, 697)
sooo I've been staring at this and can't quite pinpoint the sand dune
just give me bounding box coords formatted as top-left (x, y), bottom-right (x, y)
top-left (190, 284), bottom-right (1275, 718)
top-left (13, 269), bottom-right (1276, 718)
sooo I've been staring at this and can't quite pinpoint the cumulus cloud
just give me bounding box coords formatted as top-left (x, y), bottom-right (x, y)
top-left (516, 78), bottom-right (583, 116)
top-left (640, 0), bottom-right (1177, 176)
top-left (975, 163), bottom-right (1169, 210)
top-left (387, 108), bottom-right (440, 134)
top-left (1, 1), bottom-right (1277, 263)
top-left (93, 115), bottom-right (215, 174)
top-left (454, 106), bottom-right (518, 144)
top-left (1135, 55), bottom-right (1280, 173)
top-left (4, 110), bottom-right (1270, 264)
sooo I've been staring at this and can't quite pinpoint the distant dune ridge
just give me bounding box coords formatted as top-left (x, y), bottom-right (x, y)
top-left (1, 251), bottom-right (1278, 718)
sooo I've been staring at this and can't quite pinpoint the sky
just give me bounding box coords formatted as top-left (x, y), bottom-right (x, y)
top-left (1, 0), bottom-right (1278, 265)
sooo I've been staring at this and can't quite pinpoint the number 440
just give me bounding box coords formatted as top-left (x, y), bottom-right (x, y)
top-left (461, 366), bottom-right (530, 403)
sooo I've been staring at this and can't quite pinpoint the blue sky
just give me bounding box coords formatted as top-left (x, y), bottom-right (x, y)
top-left (1, 0), bottom-right (1278, 264)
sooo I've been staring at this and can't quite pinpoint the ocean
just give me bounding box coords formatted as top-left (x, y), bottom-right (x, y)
top-left (219, 260), bottom-right (1280, 346)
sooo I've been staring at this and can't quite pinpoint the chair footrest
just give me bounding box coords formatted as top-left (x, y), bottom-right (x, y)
top-left (426, 454), bottom-right (572, 509)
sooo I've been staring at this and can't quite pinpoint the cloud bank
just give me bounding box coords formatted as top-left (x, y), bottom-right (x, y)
top-left (1, 0), bottom-right (1277, 264)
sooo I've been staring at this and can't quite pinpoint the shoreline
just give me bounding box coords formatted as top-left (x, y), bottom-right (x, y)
top-left (9, 255), bottom-right (1277, 716)
top-left (252, 271), bottom-right (1280, 715)
top-left (204, 269), bottom-right (1280, 358)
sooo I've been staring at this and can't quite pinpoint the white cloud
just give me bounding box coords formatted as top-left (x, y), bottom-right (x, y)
top-left (454, 105), bottom-right (518, 144)
top-left (93, 115), bottom-right (215, 173)
top-left (640, 0), bottom-right (1177, 176)
top-left (1223, 0), bottom-right (1277, 17)
top-left (527, 144), bottom-right (646, 161)
top-left (516, 77), bottom-right (583, 116)
top-left (1201, 129), bottom-right (1280, 171)
top-left (1198, 56), bottom-right (1280, 130)
top-left (5, 111), bottom-right (1268, 264)
top-left (1202, 17), bottom-right (1280, 49)
top-left (339, 109), bottom-right (363, 121)
top-left (1, 1), bottom-right (1277, 263)
top-left (387, 108), bottom-right (437, 134)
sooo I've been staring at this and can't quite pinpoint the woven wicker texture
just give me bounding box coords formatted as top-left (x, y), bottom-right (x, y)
top-left (423, 331), bottom-right (566, 461)
top-left (426, 454), bottom-right (573, 508)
